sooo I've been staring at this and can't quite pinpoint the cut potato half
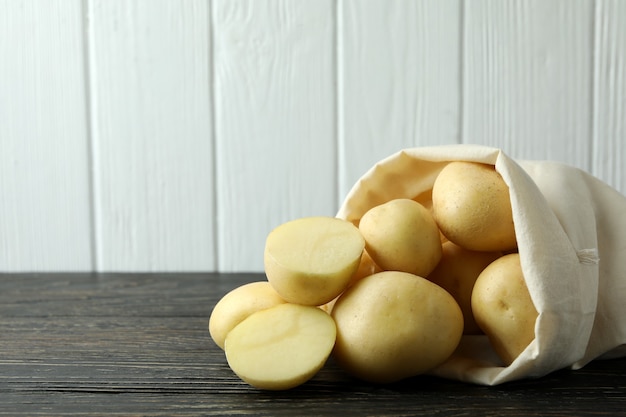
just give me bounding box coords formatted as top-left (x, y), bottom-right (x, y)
top-left (264, 216), bottom-right (365, 306)
top-left (209, 281), bottom-right (287, 350)
top-left (224, 303), bottom-right (337, 390)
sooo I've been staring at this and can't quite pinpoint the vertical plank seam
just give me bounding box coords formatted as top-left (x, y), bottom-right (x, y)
top-left (590, 0), bottom-right (599, 175)
top-left (209, 0), bottom-right (220, 272)
top-left (82, 0), bottom-right (99, 272)
top-left (334, 0), bottom-right (341, 208)
top-left (458, 0), bottom-right (465, 144)
top-left (333, 0), bottom-right (346, 205)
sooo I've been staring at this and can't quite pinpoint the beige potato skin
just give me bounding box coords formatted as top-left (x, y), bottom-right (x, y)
top-left (427, 241), bottom-right (501, 334)
top-left (224, 303), bottom-right (336, 390)
top-left (358, 199), bottom-right (442, 277)
top-left (348, 249), bottom-right (383, 287)
top-left (471, 253), bottom-right (538, 365)
top-left (209, 281), bottom-right (287, 350)
top-left (264, 216), bottom-right (365, 306)
top-left (331, 271), bottom-right (464, 383)
top-left (432, 161), bottom-right (517, 252)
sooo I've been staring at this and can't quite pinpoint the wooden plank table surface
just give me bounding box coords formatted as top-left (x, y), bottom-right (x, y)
top-left (1, 273), bottom-right (625, 416)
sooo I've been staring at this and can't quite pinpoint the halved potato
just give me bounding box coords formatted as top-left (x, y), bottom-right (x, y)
top-left (225, 303), bottom-right (336, 390)
top-left (209, 281), bottom-right (287, 350)
top-left (264, 216), bottom-right (365, 306)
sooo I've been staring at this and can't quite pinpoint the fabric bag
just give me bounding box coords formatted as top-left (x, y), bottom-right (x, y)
top-left (336, 144), bottom-right (626, 385)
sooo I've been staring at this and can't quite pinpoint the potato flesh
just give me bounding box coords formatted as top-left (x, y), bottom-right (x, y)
top-left (224, 303), bottom-right (336, 390)
top-left (358, 199), bottom-right (442, 277)
top-left (264, 216), bottom-right (365, 306)
top-left (208, 281), bottom-right (286, 350)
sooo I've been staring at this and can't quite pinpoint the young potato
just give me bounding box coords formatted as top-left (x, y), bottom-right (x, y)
top-left (264, 216), bottom-right (365, 306)
top-left (319, 250), bottom-right (382, 314)
top-left (358, 199), bottom-right (442, 277)
top-left (427, 241), bottom-right (501, 335)
top-left (224, 303), bottom-right (336, 390)
top-left (348, 249), bottom-right (383, 287)
top-left (471, 253), bottom-right (538, 365)
top-left (320, 250), bottom-right (382, 314)
top-left (209, 281), bottom-right (287, 350)
top-left (331, 271), bottom-right (464, 383)
top-left (432, 161), bottom-right (517, 252)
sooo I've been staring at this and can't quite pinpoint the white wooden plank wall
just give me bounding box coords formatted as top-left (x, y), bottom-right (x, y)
top-left (592, 0), bottom-right (626, 194)
top-left (339, 0), bottom-right (461, 199)
top-left (463, 0), bottom-right (594, 169)
top-left (213, 0), bottom-right (337, 271)
top-left (1, 0), bottom-right (625, 273)
top-left (0, 0), bottom-right (93, 270)
top-left (88, 0), bottom-right (215, 271)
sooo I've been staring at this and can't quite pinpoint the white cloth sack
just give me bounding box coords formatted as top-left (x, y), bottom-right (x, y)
top-left (336, 144), bottom-right (626, 385)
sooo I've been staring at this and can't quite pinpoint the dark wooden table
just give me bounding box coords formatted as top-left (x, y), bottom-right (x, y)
top-left (1, 273), bottom-right (625, 416)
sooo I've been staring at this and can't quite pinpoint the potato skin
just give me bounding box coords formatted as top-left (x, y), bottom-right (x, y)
top-left (471, 253), bottom-right (538, 365)
top-left (432, 162), bottom-right (517, 252)
top-left (427, 241), bottom-right (501, 334)
top-left (358, 199), bottom-right (442, 277)
top-left (331, 271), bottom-right (463, 383)
top-left (209, 281), bottom-right (287, 350)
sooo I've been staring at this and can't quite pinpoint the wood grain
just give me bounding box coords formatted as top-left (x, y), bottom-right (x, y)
top-left (0, 0), bottom-right (92, 271)
top-left (592, 0), bottom-right (626, 195)
top-left (338, 0), bottom-right (462, 201)
top-left (212, 0), bottom-right (337, 272)
top-left (1, 273), bottom-right (625, 416)
top-left (463, 0), bottom-right (594, 172)
top-left (87, 0), bottom-right (215, 271)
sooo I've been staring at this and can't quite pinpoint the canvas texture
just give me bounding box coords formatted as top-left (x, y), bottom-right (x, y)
top-left (336, 144), bottom-right (626, 385)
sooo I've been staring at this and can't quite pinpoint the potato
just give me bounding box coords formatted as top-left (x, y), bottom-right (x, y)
top-left (471, 253), bottom-right (538, 365)
top-left (209, 281), bottom-right (287, 350)
top-left (264, 216), bottom-right (365, 306)
top-left (432, 161), bottom-right (517, 252)
top-left (427, 241), bottom-right (501, 334)
top-left (358, 199), bottom-right (442, 277)
top-left (331, 271), bottom-right (464, 383)
top-left (348, 249), bottom-right (383, 286)
top-left (224, 303), bottom-right (336, 390)
top-left (319, 250), bottom-right (382, 314)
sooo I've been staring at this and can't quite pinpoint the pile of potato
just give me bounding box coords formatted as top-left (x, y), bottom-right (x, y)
top-left (209, 161), bottom-right (539, 390)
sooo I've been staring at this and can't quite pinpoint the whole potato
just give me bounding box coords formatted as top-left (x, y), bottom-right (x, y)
top-left (358, 199), bottom-right (442, 277)
top-left (348, 249), bottom-right (383, 286)
top-left (319, 250), bottom-right (382, 314)
top-left (331, 271), bottom-right (464, 383)
top-left (432, 161), bottom-right (517, 252)
top-left (427, 241), bottom-right (501, 334)
top-left (471, 253), bottom-right (538, 365)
